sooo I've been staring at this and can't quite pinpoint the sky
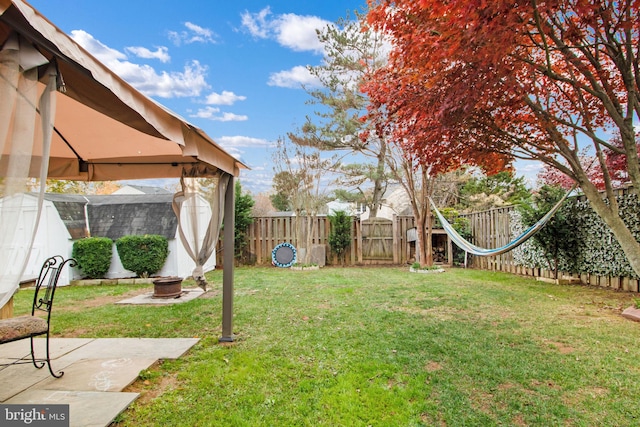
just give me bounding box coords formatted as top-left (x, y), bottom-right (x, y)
top-left (24, 0), bottom-right (373, 194)
top-left (26, 0), bottom-right (543, 195)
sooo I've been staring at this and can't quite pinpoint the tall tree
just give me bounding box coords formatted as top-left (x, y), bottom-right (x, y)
top-left (328, 210), bottom-right (352, 266)
top-left (270, 171), bottom-right (297, 212)
top-left (269, 191), bottom-right (291, 212)
top-left (272, 137), bottom-right (333, 264)
top-left (458, 171), bottom-right (532, 212)
top-left (251, 192), bottom-right (275, 216)
top-left (365, 0), bottom-right (640, 276)
top-left (45, 180), bottom-right (121, 194)
top-left (290, 14), bottom-right (391, 217)
top-left (386, 146), bottom-right (436, 266)
top-left (519, 185), bottom-right (578, 279)
top-left (538, 133), bottom-right (640, 190)
top-left (234, 181), bottom-right (254, 262)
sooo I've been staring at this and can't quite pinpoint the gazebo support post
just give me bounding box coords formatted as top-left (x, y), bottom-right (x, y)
top-left (220, 175), bottom-right (235, 342)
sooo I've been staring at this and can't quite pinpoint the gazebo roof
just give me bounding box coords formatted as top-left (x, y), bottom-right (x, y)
top-left (1, 0), bottom-right (248, 180)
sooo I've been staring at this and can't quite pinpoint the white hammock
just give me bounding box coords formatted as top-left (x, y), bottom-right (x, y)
top-left (430, 188), bottom-right (574, 257)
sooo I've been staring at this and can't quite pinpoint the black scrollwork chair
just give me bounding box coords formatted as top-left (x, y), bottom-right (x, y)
top-left (0, 256), bottom-right (77, 378)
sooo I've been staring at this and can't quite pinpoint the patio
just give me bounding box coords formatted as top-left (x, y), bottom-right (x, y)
top-left (0, 337), bottom-right (198, 427)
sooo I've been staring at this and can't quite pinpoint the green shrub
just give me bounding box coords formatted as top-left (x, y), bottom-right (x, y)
top-left (436, 207), bottom-right (471, 265)
top-left (72, 237), bottom-right (113, 279)
top-left (116, 234), bottom-right (169, 277)
top-left (518, 185), bottom-right (578, 278)
top-left (328, 210), bottom-right (351, 265)
top-left (234, 181), bottom-right (255, 262)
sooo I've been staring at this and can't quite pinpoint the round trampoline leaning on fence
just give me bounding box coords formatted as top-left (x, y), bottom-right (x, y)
top-left (272, 243), bottom-right (297, 268)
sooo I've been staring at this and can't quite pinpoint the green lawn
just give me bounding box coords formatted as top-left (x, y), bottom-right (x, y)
top-left (13, 267), bottom-right (640, 426)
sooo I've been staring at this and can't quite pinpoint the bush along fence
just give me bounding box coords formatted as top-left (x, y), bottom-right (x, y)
top-left (71, 237), bottom-right (113, 279)
top-left (461, 187), bottom-right (640, 292)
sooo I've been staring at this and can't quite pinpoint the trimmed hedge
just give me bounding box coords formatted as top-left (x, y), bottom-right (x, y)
top-left (72, 237), bottom-right (113, 279)
top-left (116, 234), bottom-right (169, 277)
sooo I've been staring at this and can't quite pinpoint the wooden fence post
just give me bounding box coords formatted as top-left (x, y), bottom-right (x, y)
top-left (392, 214), bottom-right (399, 264)
top-left (356, 218), bottom-right (363, 264)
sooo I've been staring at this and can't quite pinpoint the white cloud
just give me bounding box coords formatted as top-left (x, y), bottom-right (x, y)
top-left (216, 136), bottom-right (273, 147)
top-left (514, 159), bottom-right (544, 186)
top-left (121, 60), bottom-right (209, 98)
top-left (71, 30), bottom-right (209, 98)
top-left (239, 170), bottom-right (277, 194)
top-left (190, 107), bottom-right (248, 122)
top-left (274, 13), bottom-right (330, 53)
top-left (205, 91), bottom-right (247, 105)
top-left (241, 7), bottom-right (272, 39)
top-left (125, 46), bottom-right (170, 63)
top-left (268, 65), bottom-right (320, 88)
top-left (219, 145), bottom-right (244, 159)
top-left (71, 29), bottom-right (127, 62)
top-left (216, 112), bottom-right (249, 122)
top-left (213, 137), bottom-right (276, 170)
top-left (241, 7), bottom-right (330, 54)
top-left (168, 22), bottom-right (217, 45)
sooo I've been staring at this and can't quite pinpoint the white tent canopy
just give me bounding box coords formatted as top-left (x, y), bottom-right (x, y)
top-left (1, 0), bottom-right (244, 341)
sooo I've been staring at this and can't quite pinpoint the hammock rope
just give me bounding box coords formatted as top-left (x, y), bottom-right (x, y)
top-left (430, 187), bottom-right (574, 257)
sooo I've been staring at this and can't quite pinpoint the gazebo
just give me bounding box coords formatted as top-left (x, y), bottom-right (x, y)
top-left (0, 0), bottom-right (247, 341)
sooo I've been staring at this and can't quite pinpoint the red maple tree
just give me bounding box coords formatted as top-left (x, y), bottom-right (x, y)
top-left (363, 0), bottom-right (640, 276)
top-left (539, 135), bottom-right (640, 190)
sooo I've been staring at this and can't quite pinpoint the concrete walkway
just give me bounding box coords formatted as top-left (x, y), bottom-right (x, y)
top-left (0, 337), bottom-right (199, 427)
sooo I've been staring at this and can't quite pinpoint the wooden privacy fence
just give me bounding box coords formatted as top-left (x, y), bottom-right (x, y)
top-left (239, 207), bottom-right (639, 293)
top-left (460, 206), bottom-right (640, 292)
top-left (462, 206), bottom-right (515, 272)
top-left (244, 215), bottom-right (417, 266)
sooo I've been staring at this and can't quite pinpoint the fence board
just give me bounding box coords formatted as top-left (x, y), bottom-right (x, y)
top-left (242, 206), bottom-right (637, 293)
top-left (245, 215), bottom-right (419, 266)
top-left (460, 204), bottom-right (638, 292)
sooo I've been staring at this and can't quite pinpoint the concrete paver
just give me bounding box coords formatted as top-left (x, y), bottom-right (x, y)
top-left (0, 361), bottom-right (59, 401)
top-left (1, 338), bottom-right (199, 427)
top-left (36, 358), bottom-right (159, 392)
top-left (0, 338), bottom-right (94, 362)
top-left (4, 389), bottom-right (139, 427)
top-left (58, 338), bottom-right (199, 361)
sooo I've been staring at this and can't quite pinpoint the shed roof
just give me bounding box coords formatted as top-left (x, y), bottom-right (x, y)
top-left (112, 185), bottom-right (172, 195)
top-left (42, 193), bottom-right (179, 240)
top-left (43, 194), bottom-right (90, 239)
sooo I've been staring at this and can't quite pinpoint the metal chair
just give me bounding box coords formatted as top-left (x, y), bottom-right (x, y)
top-left (0, 256), bottom-right (77, 378)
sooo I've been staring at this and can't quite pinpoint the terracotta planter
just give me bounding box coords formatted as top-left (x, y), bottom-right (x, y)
top-left (152, 276), bottom-right (183, 298)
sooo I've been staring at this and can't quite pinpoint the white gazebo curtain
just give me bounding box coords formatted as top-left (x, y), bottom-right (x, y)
top-left (0, 33), bottom-right (58, 310)
top-left (172, 171), bottom-right (230, 290)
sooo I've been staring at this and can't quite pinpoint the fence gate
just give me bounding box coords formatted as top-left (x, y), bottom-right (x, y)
top-left (361, 218), bottom-right (394, 263)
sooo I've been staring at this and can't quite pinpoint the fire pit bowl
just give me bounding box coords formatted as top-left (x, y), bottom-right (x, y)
top-left (152, 276), bottom-right (183, 298)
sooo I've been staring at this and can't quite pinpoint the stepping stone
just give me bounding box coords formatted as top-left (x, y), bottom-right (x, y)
top-left (4, 389), bottom-right (139, 427)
